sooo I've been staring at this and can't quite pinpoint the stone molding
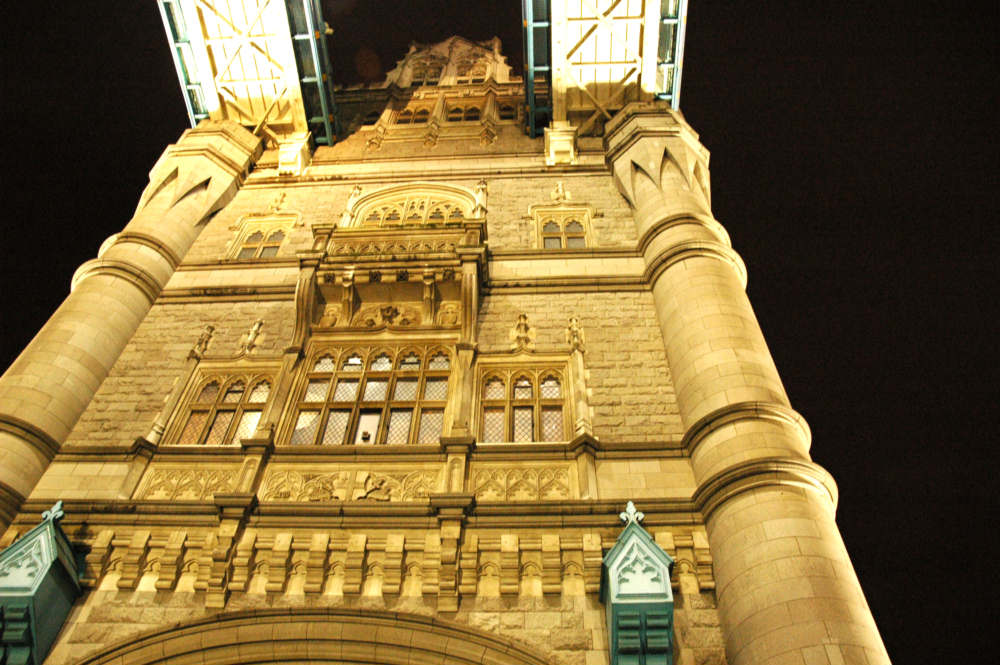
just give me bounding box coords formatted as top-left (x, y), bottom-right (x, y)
top-left (691, 458), bottom-right (839, 518)
top-left (642, 239), bottom-right (748, 289)
top-left (681, 401), bottom-right (812, 458)
top-left (74, 607), bottom-right (551, 665)
top-left (69, 258), bottom-right (163, 304)
top-left (0, 415), bottom-right (60, 460)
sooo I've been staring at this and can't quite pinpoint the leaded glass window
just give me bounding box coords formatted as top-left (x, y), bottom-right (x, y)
top-left (288, 347), bottom-right (452, 446)
top-left (172, 377), bottom-right (271, 446)
top-left (236, 229), bottom-right (285, 259)
top-left (478, 369), bottom-right (566, 443)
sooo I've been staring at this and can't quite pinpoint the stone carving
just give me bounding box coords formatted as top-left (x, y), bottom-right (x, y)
top-left (551, 181), bottom-right (571, 203)
top-left (566, 317), bottom-right (585, 353)
top-left (620, 500), bottom-right (645, 525)
top-left (472, 466), bottom-right (572, 501)
top-left (510, 313), bottom-right (535, 351)
top-left (435, 302), bottom-right (461, 327)
top-left (267, 191), bottom-right (286, 213)
top-left (139, 468), bottom-right (239, 500)
top-left (260, 469), bottom-right (440, 502)
top-left (190, 324), bottom-right (215, 359)
top-left (317, 304), bottom-right (341, 327)
top-left (340, 185), bottom-right (362, 226)
top-left (237, 319), bottom-right (264, 355)
top-left (330, 238), bottom-right (458, 258)
top-left (352, 304), bottom-right (421, 328)
top-left (473, 179), bottom-right (488, 216)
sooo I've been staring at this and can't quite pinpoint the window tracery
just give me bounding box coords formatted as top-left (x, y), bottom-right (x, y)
top-left (170, 375), bottom-right (272, 446)
top-left (478, 368), bottom-right (566, 443)
top-left (287, 346), bottom-right (451, 447)
top-left (356, 190), bottom-right (471, 227)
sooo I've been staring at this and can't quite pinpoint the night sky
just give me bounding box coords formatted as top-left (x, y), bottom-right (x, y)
top-left (1, 2), bottom-right (995, 662)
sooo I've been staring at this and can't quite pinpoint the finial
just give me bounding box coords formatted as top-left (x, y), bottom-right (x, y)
top-left (267, 191), bottom-right (286, 213)
top-left (42, 500), bottom-right (64, 523)
top-left (510, 313), bottom-right (535, 351)
top-left (190, 324), bottom-right (215, 359)
top-left (238, 319), bottom-right (264, 355)
top-left (566, 316), bottom-right (585, 353)
top-left (551, 181), bottom-right (571, 203)
top-left (473, 179), bottom-right (488, 216)
top-left (619, 501), bottom-right (644, 525)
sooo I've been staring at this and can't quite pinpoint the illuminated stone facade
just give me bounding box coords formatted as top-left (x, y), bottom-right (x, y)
top-left (0, 30), bottom-right (888, 665)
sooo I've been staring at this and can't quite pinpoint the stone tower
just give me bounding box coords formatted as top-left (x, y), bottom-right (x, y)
top-left (0, 3), bottom-right (889, 665)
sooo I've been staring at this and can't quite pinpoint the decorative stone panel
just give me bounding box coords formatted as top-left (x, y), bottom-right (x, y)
top-left (259, 465), bottom-right (444, 502)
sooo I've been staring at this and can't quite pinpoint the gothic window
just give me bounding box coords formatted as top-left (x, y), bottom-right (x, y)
top-left (288, 347), bottom-right (451, 446)
top-left (236, 229), bottom-right (285, 259)
top-left (413, 109), bottom-right (430, 124)
top-left (356, 190), bottom-right (470, 227)
top-left (411, 61), bottom-right (443, 86)
top-left (540, 217), bottom-right (588, 249)
top-left (478, 369), bottom-right (566, 443)
top-left (172, 377), bottom-right (271, 446)
top-left (447, 105), bottom-right (482, 122)
top-left (396, 108), bottom-right (431, 125)
top-left (397, 109), bottom-right (414, 125)
top-left (498, 103), bottom-right (516, 120)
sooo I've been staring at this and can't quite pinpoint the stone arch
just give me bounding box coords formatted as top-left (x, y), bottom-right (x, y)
top-left (76, 607), bottom-right (550, 665)
top-left (348, 183), bottom-right (477, 228)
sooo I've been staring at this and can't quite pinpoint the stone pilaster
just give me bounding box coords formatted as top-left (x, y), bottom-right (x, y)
top-left (0, 120), bottom-right (262, 524)
top-left (606, 102), bottom-right (889, 665)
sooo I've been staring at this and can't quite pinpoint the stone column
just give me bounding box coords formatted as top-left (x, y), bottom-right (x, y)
top-left (0, 121), bottom-right (262, 524)
top-left (605, 103), bottom-right (889, 665)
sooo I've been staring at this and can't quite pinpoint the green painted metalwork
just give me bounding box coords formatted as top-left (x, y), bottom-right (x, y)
top-left (656, 0), bottom-right (689, 108)
top-left (0, 502), bottom-right (81, 665)
top-left (521, 0), bottom-right (552, 138)
top-left (284, 0), bottom-right (343, 146)
top-left (601, 502), bottom-right (675, 665)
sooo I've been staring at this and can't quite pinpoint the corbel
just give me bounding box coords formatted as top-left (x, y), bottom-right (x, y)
top-left (81, 529), bottom-right (115, 587)
top-left (116, 530), bottom-right (151, 590)
top-left (499, 534), bottom-right (520, 595)
top-left (421, 532), bottom-right (442, 596)
top-left (457, 534), bottom-right (479, 596)
top-left (155, 530), bottom-right (188, 591)
top-left (582, 532), bottom-right (603, 594)
top-left (693, 529), bottom-right (715, 591)
top-left (264, 532), bottom-right (293, 592)
top-left (303, 532), bottom-right (330, 593)
top-left (228, 529), bottom-right (258, 592)
top-left (343, 533), bottom-right (367, 594)
top-left (382, 533), bottom-right (405, 595)
top-left (541, 534), bottom-right (562, 594)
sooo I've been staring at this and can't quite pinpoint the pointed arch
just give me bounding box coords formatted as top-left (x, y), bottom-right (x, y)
top-left (349, 183), bottom-right (477, 228)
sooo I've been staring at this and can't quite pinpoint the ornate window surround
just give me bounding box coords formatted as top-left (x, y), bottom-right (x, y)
top-left (530, 202), bottom-right (595, 250)
top-left (226, 211), bottom-right (301, 260)
top-left (344, 183), bottom-right (478, 229)
top-left (163, 361), bottom-right (279, 447)
top-left (281, 344), bottom-right (455, 448)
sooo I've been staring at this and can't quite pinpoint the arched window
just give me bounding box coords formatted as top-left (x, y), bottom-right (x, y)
top-left (413, 109), bottom-right (430, 124)
top-left (288, 347), bottom-right (452, 446)
top-left (464, 107), bottom-right (480, 121)
top-left (447, 106), bottom-right (464, 122)
top-left (236, 229), bottom-right (284, 259)
top-left (397, 109), bottom-right (413, 125)
top-left (172, 377), bottom-right (271, 446)
top-left (498, 104), bottom-right (516, 120)
top-left (540, 218), bottom-right (589, 249)
top-left (478, 370), bottom-right (565, 443)
top-left (354, 187), bottom-right (473, 227)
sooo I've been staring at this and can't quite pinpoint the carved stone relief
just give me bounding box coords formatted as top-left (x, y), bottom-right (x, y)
top-left (260, 468), bottom-right (442, 502)
top-left (472, 465), bottom-right (573, 501)
top-left (351, 304), bottom-right (422, 328)
top-left (137, 467), bottom-right (240, 501)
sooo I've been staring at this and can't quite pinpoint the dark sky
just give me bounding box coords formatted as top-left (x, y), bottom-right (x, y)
top-left (1, 2), bottom-right (995, 662)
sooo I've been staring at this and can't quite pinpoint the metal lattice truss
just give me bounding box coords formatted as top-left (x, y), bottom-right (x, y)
top-left (159, 0), bottom-right (341, 147)
top-left (548, 0), bottom-right (687, 135)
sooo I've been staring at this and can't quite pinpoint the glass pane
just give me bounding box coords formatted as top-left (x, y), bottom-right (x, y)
top-left (333, 379), bottom-right (359, 402)
top-left (513, 406), bottom-right (534, 442)
top-left (304, 380), bottom-right (328, 402)
top-left (465, 108), bottom-right (480, 121)
top-left (205, 411), bottom-right (235, 445)
top-left (385, 409), bottom-right (413, 444)
top-left (197, 382), bottom-right (220, 403)
top-left (428, 353), bottom-right (450, 370)
top-left (544, 237), bottom-right (562, 249)
top-left (342, 354), bottom-right (363, 371)
top-left (423, 378), bottom-right (449, 400)
top-left (414, 110), bottom-right (429, 124)
top-left (259, 245), bottom-right (279, 258)
top-left (237, 247), bottom-right (256, 260)
top-left (247, 381), bottom-right (270, 403)
top-left (246, 231), bottom-right (264, 243)
top-left (222, 382), bottom-right (245, 403)
top-left (448, 108), bottom-right (462, 121)
top-left (393, 378), bottom-right (418, 400)
top-left (267, 230), bottom-right (285, 243)
top-left (514, 378), bottom-right (532, 400)
top-left (565, 220), bottom-right (584, 232)
top-left (541, 407), bottom-right (563, 442)
top-left (482, 408), bottom-right (504, 443)
top-left (363, 379), bottom-right (388, 401)
top-left (177, 411), bottom-right (208, 445)
top-left (542, 221), bottom-right (560, 233)
top-left (290, 410), bottom-right (321, 445)
top-left (234, 410), bottom-right (262, 442)
top-left (355, 411), bottom-right (381, 444)
top-left (370, 354), bottom-right (392, 371)
top-left (418, 410), bottom-right (444, 444)
top-left (484, 378), bottom-right (504, 399)
top-left (566, 236), bottom-right (587, 248)
top-left (540, 376), bottom-right (561, 398)
top-left (314, 355), bottom-right (336, 372)
top-left (321, 410), bottom-right (350, 445)
top-left (399, 353), bottom-right (420, 369)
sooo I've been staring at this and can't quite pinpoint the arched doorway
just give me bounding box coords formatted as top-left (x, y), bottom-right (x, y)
top-left (75, 607), bottom-right (551, 665)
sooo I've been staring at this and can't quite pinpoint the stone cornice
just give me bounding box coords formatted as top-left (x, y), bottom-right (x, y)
top-left (70, 258), bottom-right (162, 304)
top-left (643, 240), bottom-right (748, 289)
top-left (692, 458), bottom-right (839, 519)
top-left (0, 414), bottom-right (60, 460)
top-left (681, 401), bottom-right (812, 457)
top-left (635, 213), bottom-right (731, 256)
top-left (109, 231), bottom-right (183, 270)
